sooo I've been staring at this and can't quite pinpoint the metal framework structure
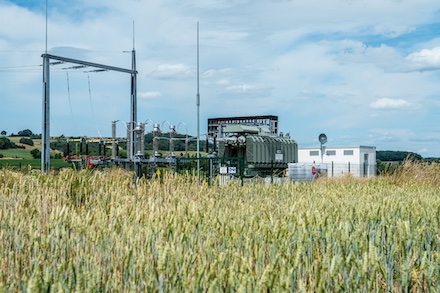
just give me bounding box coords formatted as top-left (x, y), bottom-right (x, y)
top-left (41, 51), bottom-right (138, 173)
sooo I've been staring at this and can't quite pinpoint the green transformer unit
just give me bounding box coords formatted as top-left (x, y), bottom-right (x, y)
top-left (217, 125), bottom-right (298, 177)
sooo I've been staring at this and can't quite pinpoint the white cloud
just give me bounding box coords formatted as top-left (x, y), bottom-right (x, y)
top-left (202, 68), bottom-right (233, 78)
top-left (138, 91), bottom-right (162, 100)
top-left (370, 98), bottom-right (411, 110)
top-left (370, 24), bottom-right (415, 38)
top-left (226, 84), bottom-right (272, 95)
top-left (148, 63), bottom-right (193, 79)
top-left (405, 47), bottom-right (440, 71)
top-left (216, 79), bottom-right (230, 86)
top-left (368, 128), bottom-right (416, 144)
top-left (335, 42), bottom-right (402, 70)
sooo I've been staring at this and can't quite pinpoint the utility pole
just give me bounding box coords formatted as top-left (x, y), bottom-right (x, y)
top-left (41, 0), bottom-right (50, 173)
top-left (196, 21), bottom-right (201, 184)
top-left (42, 54), bottom-right (50, 173)
top-left (130, 22), bottom-right (140, 180)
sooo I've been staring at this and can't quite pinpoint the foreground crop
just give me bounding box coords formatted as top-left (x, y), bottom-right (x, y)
top-left (0, 163), bottom-right (439, 291)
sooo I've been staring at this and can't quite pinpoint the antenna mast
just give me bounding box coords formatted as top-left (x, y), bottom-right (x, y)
top-left (196, 21), bottom-right (200, 184)
top-left (133, 20), bottom-right (135, 49)
top-left (45, 0), bottom-right (48, 53)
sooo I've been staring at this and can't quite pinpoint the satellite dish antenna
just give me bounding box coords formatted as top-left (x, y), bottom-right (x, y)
top-left (318, 133), bottom-right (327, 163)
top-left (318, 133), bottom-right (327, 144)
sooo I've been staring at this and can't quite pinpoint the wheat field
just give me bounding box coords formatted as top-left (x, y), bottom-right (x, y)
top-left (0, 162), bottom-right (439, 292)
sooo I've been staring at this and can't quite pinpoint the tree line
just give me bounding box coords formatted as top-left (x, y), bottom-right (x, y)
top-left (376, 150), bottom-right (423, 162)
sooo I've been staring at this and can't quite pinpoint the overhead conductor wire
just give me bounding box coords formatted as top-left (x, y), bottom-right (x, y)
top-left (50, 114), bottom-right (63, 135)
top-left (87, 75), bottom-right (103, 138)
top-left (66, 71), bottom-right (84, 137)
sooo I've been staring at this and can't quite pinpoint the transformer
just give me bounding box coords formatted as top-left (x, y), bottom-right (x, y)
top-left (217, 124), bottom-right (298, 177)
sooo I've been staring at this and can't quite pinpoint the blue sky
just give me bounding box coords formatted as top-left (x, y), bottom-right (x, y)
top-left (1, 0), bottom-right (440, 157)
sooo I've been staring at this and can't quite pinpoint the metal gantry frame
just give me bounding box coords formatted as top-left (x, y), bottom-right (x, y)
top-left (41, 51), bottom-right (138, 173)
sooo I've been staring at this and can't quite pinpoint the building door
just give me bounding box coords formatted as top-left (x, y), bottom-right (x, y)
top-left (363, 153), bottom-right (369, 176)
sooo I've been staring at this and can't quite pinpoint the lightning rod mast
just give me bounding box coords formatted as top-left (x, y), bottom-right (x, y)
top-left (196, 21), bottom-right (201, 184)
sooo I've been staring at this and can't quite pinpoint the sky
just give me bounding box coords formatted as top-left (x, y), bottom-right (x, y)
top-left (1, 0), bottom-right (440, 157)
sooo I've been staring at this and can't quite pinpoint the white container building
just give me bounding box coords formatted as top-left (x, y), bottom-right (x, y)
top-left (298, 146), bottom-right (377, 177)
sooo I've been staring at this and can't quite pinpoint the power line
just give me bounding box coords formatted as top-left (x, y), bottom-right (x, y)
top-left (0, 49), bottom-right (129, 53)
top-left (87, 75), bottom-right (103, 138)
top-left (0, 50), bottom-right (43, 53)
top-left (66, 71), bottom-right (84, 137)
top-left (0, 64), bottom-right (41, 70)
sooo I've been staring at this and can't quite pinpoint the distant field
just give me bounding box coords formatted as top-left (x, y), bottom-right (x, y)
top-left (0, 159), bottom-right (71, 169)
top-left (0, 148), bottom-right (34, 159)
top-left (0, 137), bottom-right (63, 163)
top-left (8, 137), bottom-right (42, 148)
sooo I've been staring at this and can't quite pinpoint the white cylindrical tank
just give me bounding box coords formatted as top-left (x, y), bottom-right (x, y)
top-left (287, 163), bottom-right (327, 182)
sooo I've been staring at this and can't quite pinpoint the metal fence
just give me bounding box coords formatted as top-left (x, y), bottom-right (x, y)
top-left (314, 162), bottom-right (377, 177)
top-left (175, 156), bottom-right (245, 185)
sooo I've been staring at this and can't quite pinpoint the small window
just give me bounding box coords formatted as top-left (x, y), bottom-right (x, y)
top-left (310, 150), bottom-right (319, 156)
top-left (326, 150), bottom-right (336, 156)
top-left (344, 150), bottom-right (354, 156)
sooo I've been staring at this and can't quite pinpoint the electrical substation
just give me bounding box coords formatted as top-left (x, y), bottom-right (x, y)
top-left (57, 115), bottom-right (299, 182)
top-left (41, 29), bottom-right (299, 182)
